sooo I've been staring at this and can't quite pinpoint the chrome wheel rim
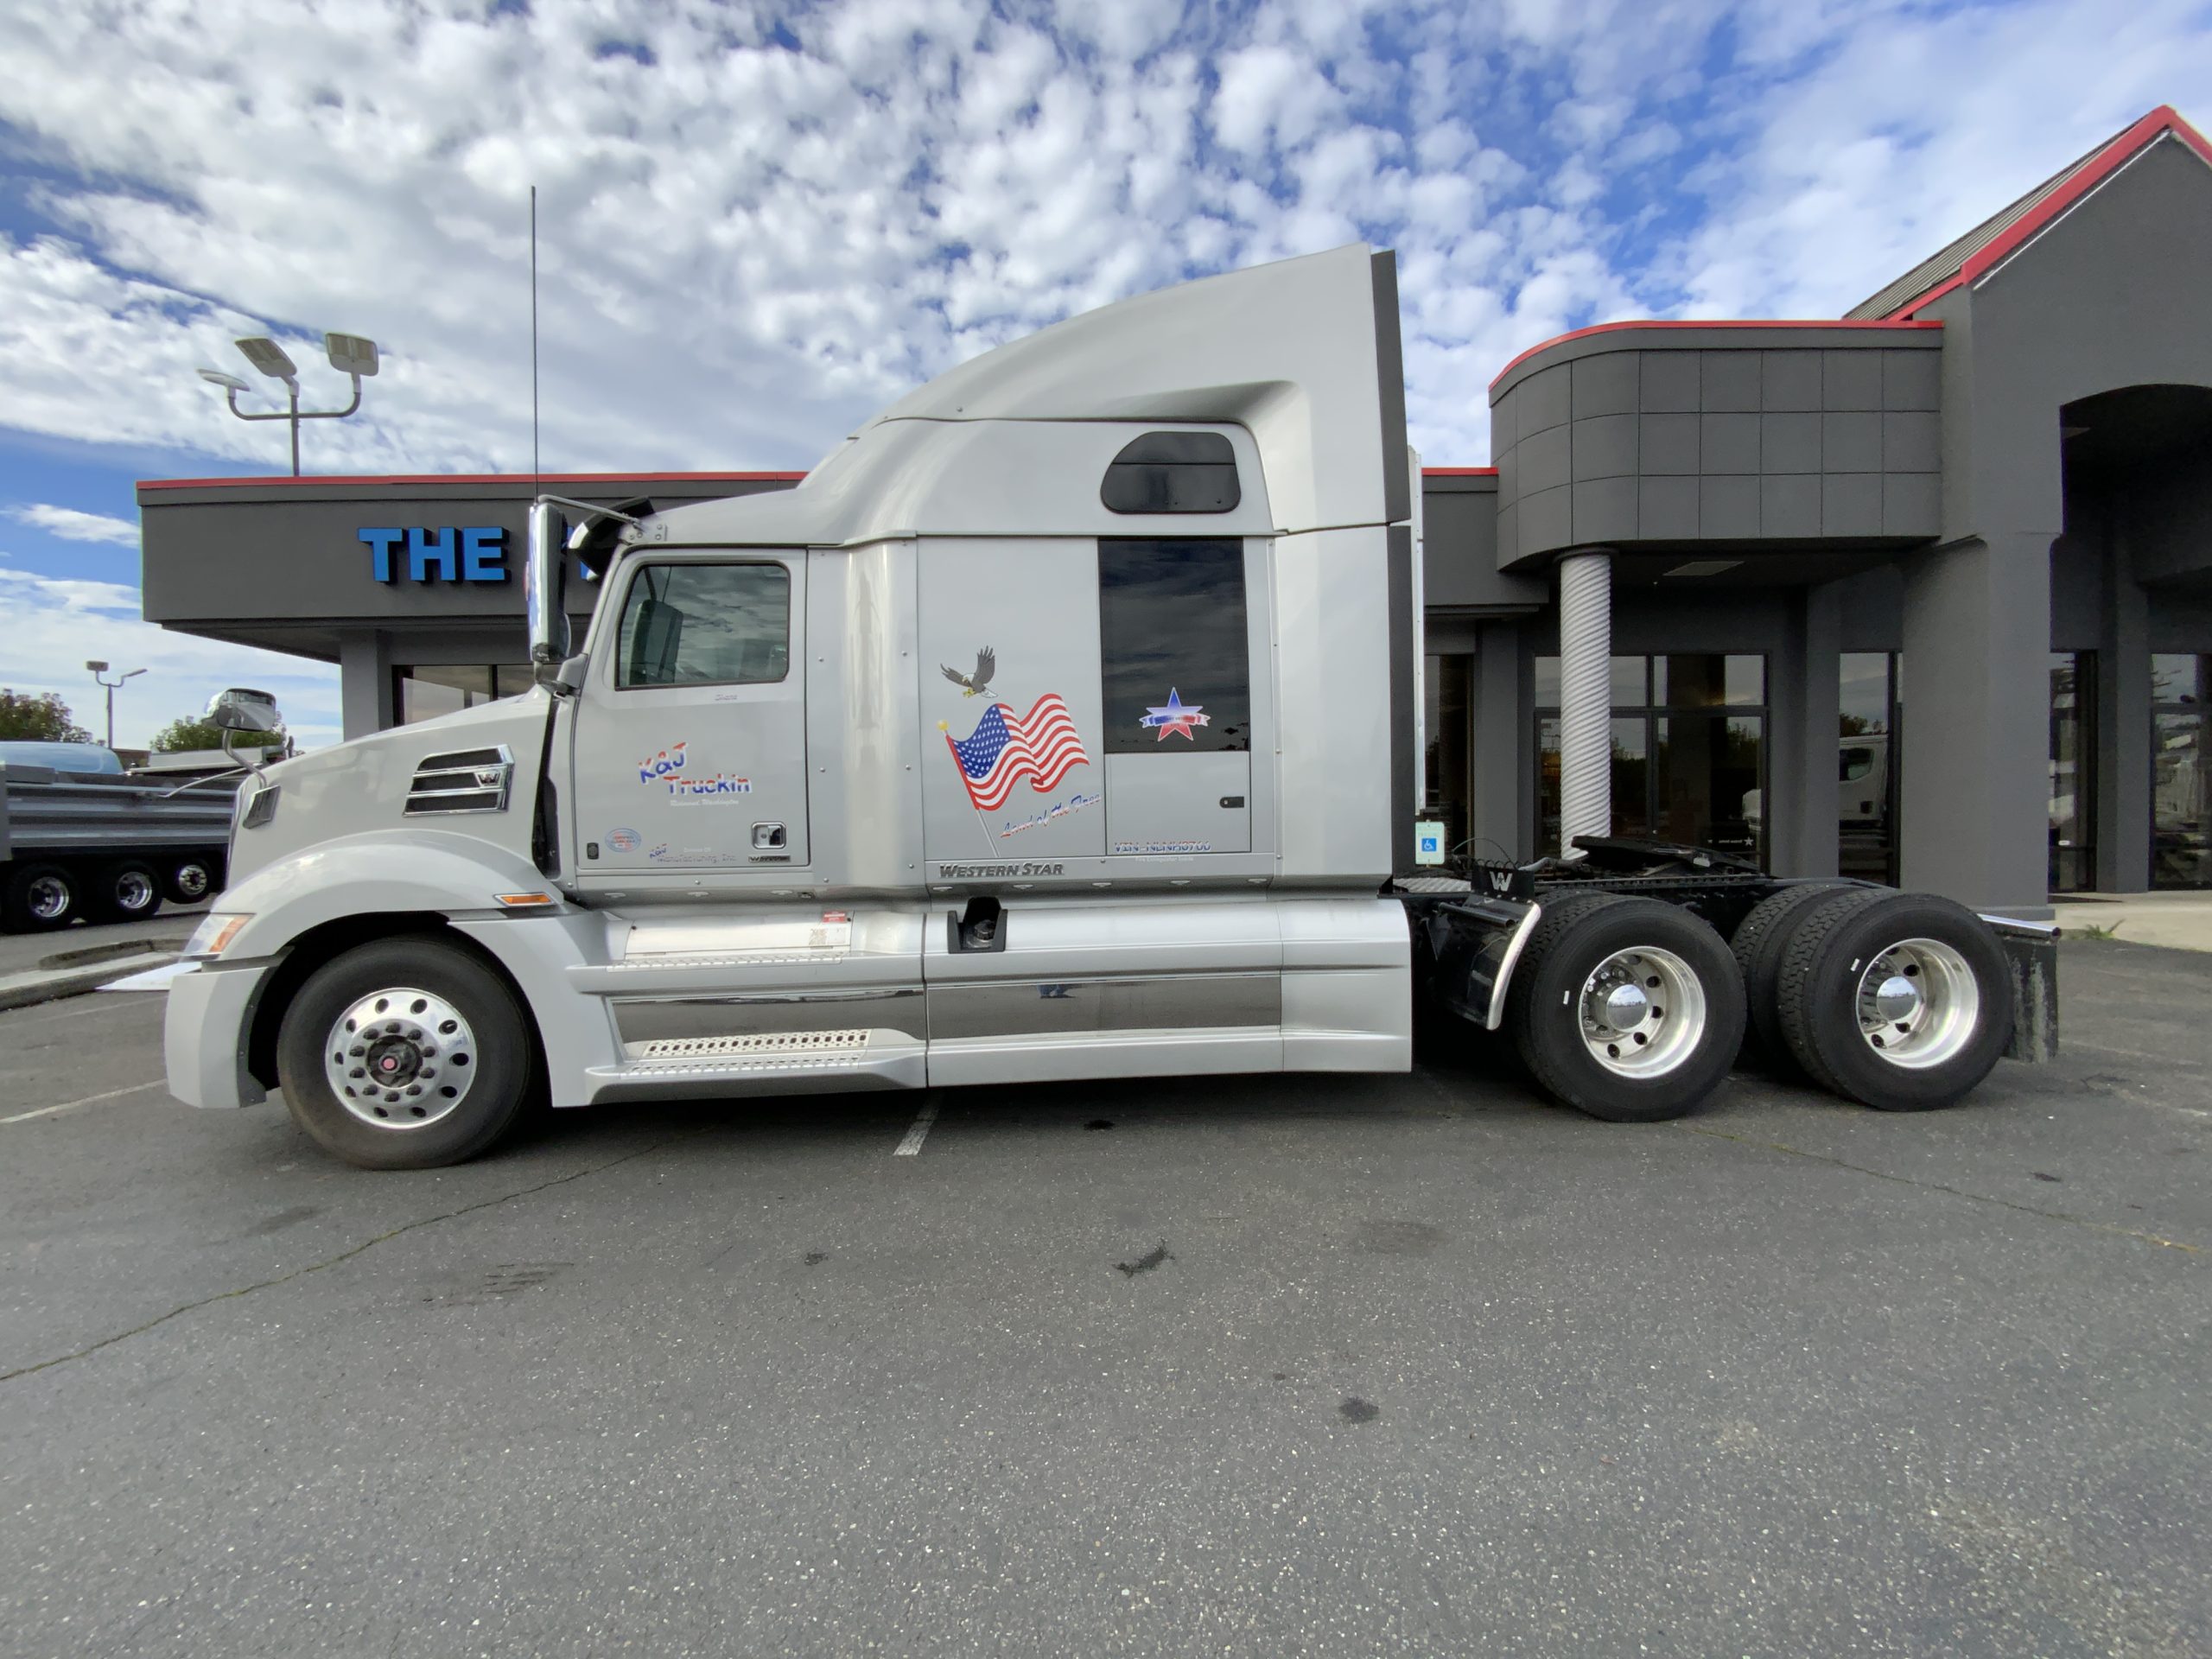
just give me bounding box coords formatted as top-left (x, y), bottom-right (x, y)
top-left (325, 988), bottom-right (477, 1129)
top-left (174, 863), bottom-right (211, 899)
top-left (1579, 945), bottom-right (1707, 1077)
top-left (115, 870), bottom-right (155, 912)
top-left (1856, 938), bottom-right (1978, 1069)
top-left (27, 875), bottom-right (71, 921)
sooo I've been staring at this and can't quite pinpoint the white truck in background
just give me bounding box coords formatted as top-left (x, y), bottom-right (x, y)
top-left (164, 247), bottom-right (2048, 1169)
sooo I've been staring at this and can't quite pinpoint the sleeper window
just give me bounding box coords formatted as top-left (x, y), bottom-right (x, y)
top-left (1097, 539), bottom-right (1250, 753)
top-left (614, 563), bottom-right (790, 689)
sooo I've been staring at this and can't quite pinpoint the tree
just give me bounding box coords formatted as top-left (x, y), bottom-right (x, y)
top-left (0, 690), bottom-right (92, 743)
top-left (150, 715), bottom-right (286, 753)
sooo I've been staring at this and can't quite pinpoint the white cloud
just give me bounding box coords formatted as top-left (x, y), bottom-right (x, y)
top-left (10, 504), bottom-right (139, 545)
top-left (0, 559), bottom-right (341, 751)
top-left (0, 0), bottom-right (2204, 499)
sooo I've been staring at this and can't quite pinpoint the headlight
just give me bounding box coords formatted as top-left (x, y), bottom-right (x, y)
top-left (184, 912), bottom-right (251, 959)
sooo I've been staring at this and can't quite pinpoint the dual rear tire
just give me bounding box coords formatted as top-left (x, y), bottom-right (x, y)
top-left (1506, 884), bottom-right (2016, 1123)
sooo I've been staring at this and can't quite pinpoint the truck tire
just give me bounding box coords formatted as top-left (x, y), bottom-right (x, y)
top-left (1729, 883), bottom-right (1851, 1071)
top-left (1509, 893), bottom-right (1747, 1123)
top-left (89, 860), bottom-right (163, 924)
top-left (1775, 890), bottom-right (2014, 1111)
top-left (4, 862), bottom-right (81, 932)
top-left (164, 855), bottom-right (220, 906)
top-left (275, 937), bottom-right (536, 1169)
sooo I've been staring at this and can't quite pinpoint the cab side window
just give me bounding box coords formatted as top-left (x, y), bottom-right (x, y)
top-left (1098, 539), bottom-right (1250, 752)
top-left (614, 562), bottom-right (790, 689)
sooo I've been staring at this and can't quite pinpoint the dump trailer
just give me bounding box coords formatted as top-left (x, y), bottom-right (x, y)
top-left (2, 751), bottom-right (235, 931)
top-left (163, 246), bottom-right (2051, 1169)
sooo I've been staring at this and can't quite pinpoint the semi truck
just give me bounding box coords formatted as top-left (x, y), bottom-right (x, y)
top-left (1, 743), bottom-right (237, 931)
top-left (163, 246), bottom-right (2049, 1169)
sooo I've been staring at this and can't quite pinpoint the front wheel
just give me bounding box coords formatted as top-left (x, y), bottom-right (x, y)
top-left (1509, 893), bottom-right (1748, 1122)
top-left (275, 936), bottom-right (536, 1169)
top-left (164, 856), bottom-right (220, 906)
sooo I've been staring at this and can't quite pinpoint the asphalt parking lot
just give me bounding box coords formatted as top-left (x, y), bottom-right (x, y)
top-left (2, 941), bottom-right (2206, 1658)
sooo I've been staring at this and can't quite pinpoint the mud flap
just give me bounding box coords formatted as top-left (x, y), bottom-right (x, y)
top-left (1983, 916), bottom-right (2060, 1063)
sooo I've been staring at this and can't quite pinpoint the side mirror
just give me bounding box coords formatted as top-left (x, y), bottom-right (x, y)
top-left (526, 500), bottom-right (570, 667)
top-left (206, 688), bottom-right (281, 733)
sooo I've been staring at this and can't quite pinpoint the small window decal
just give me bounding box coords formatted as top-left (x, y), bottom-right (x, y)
top-left (1101, 431), bottom-right (1241, 514)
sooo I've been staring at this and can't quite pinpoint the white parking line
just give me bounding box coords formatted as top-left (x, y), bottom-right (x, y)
top-left (893, 1102), bottom-right (939, 1156)
top-left (0, 1081), bottom-right (166, 1125)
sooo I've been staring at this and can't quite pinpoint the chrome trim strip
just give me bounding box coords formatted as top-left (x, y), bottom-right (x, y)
top-left (1979, 912), bottom-right (2061, 939)
top-left (404, 743), bottom-right (513, 817)
top-left (611, 987), bottom-right (924, 1045)
top-left (1484, 899), bottom-right (1543, 1032)
top-left (925, 971), bottom-right (1280, 1041)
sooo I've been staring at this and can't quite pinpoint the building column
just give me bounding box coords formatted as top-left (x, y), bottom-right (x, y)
top-left (1556, 550), bottom-right (1612, 856)
top-left (338, 629), bottom-right (395, 740)
top-left (1768, 581), bottom-right (1842, 878)
top-left (2096, 521), bottom-right (2152, 892)
top-left (1899, 532), bottom-right (2054, 915)
top-left (1469, 619), bottom-right (1527, 861)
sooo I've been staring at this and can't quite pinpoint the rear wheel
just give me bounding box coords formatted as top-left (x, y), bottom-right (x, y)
top-left (1730, 884), bottom-right (1851, 1071)
top-left (4, 863), bottom-right (80, 932)
top-left (89, 860), bottom-right (162, 924)
top-left (275, 937), bottom-right (536, 1169)
top-left (1509, 893), bottom-right (1747, 1122)
top-left (1775, 891), bottom-right (2013, 1110)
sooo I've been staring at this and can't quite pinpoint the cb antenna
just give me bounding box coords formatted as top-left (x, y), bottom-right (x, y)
top-left (530, 183), bottom-right (540, 490)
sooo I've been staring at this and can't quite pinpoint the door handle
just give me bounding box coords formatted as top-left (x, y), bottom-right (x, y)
top-left (751, 823), bottom-right (787, 851)
top-left (1219, 795), bottom-right (1245, 809)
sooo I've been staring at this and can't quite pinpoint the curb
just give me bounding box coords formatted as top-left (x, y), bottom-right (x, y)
top-left (0, 951), bottom-right (181, 1012)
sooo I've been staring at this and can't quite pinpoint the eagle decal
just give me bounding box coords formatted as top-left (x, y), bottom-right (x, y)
top-left (940, 646), bottom-right (996, 698)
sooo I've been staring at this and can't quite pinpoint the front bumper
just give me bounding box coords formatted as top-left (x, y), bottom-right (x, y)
top-left (164, 960), bottom-right (272, 1109)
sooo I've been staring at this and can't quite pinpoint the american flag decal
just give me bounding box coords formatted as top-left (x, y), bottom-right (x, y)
top-left (944, 695), bottom-right (1090, 811)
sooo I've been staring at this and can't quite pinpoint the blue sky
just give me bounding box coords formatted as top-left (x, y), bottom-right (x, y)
top-left (3, 0), bottom-right (2211, 747)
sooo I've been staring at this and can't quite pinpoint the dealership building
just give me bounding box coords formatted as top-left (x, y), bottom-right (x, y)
top-left (139, 105), bottom-right (2212, 914)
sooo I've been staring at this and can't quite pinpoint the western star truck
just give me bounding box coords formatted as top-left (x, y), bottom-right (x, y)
top-left (163, 247), bottom-right (2051, 1169)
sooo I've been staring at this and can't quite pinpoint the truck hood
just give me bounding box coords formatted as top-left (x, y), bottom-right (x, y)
top-left (226, 692), bottom-right (552, 890)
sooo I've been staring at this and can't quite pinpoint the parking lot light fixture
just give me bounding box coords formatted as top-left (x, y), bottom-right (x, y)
top-left (196, 331), bottom-right (378, 477)
top-left (87, 662), bottom-right (146, 750)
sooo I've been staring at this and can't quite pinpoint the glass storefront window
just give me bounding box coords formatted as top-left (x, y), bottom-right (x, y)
top-left (394, 664), bottom-right (533, 726)
top-left (2152, 654), bottom-right (2210, 888)
top-left (2050, 653), bottom-right (2094, 893)
top-left (1652, 654), bottom-right (1764, 708)
top-left (1839, 652), bottom-right (1897, 885)
top-left (1424, 654), bottom-right (1473, 861)
top-left (1535, 654), bottom-right (1764, 863)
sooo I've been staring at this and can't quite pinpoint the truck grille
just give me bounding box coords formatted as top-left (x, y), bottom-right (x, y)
top-left (404, 746), bottom-right (513, 816)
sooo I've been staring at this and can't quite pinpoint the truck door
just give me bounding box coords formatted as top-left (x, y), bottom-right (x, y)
top-left (569, 550), bottom-right (809, 881)
top-left (1098, 537), bottom-right (1253, 855)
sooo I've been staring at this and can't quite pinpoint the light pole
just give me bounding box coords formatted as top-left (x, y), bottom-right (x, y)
top-left (198, 332), bottom-right (379, 476)
top-left (86, 661), bottom-right (144, 751)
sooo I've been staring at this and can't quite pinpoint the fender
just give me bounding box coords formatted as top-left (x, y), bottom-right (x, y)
top-left (211, 829), bottom-right (620, 1104)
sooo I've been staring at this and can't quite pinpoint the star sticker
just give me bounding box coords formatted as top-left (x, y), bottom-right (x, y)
top-left (1139, 688), bottom-right (1209, 741)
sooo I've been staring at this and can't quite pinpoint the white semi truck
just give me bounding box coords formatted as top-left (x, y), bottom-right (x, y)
top-left (165, 247), bottom-right (2047, 1169)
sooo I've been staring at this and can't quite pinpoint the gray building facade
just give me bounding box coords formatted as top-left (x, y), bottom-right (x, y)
top-left (138, 105), bottom-right (2212, 914)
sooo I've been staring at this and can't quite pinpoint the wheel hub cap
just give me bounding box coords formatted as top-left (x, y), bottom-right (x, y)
top-left (324, 988), bottom-right (476, 1129)
top-left (1600, 982), bottom-right (1650, 1031)
top-left (1872, 974), bottom-right (1922, 1023)
top-left (1856, 938), bottom-right (1979, 1070)
top-left (1578, 946), bottom-right (1708, 1079)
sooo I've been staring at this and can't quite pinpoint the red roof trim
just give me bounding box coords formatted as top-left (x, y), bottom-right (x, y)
top-left (1487, 318), bottom-right (1942, 392)
top-left (137, 470), bottom-right (807, 492)
top-left (1885, 104), bottom-right (2212, 319)
top-left (1421, 466), bottom-right (1498, 476)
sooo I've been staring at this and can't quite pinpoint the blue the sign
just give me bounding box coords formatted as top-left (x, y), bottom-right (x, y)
top-left (358, 525), bottom-right (508, 584)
